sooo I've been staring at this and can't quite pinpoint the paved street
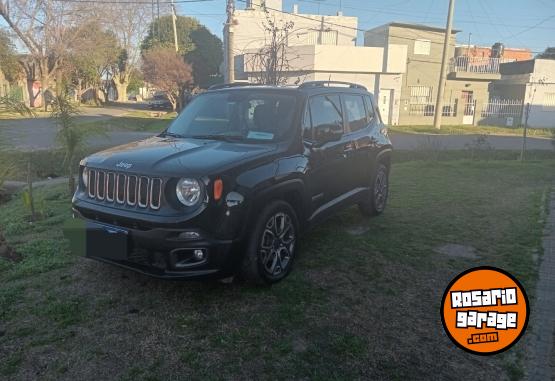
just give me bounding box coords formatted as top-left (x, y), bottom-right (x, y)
top-left (1, 106), bottom-right (554, 151)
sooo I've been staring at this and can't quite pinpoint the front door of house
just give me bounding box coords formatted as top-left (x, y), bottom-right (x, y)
top-left (462, 91), bottom-right (475, 125)
top-left (378, 89), bottom-right (393, 125)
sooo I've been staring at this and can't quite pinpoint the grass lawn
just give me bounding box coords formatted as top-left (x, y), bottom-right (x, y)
top-left (390, 124), bottom-right (555, 139)
top-left (0, 159), bottom-right (554, 380)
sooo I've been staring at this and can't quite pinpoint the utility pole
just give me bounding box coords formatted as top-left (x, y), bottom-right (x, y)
top-left (157, 0), bottom-right (161, 42)
top-left (171, 0), bottom-right (179, 52)
top-left (433, 0), bottom-right (456, 130)
top-left (225, 0), bottom-right (235, 83)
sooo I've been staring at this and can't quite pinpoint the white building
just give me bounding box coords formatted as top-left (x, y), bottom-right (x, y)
top-left (492, 59), bottom-right (555, 128)
top-left (224, 0), bottom-right (408, 125)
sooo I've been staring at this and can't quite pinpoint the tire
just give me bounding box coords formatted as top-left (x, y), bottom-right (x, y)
top-left (240, 200), bottom-right (299, 285)
top-left (359, 162), bottom-right (389, 216)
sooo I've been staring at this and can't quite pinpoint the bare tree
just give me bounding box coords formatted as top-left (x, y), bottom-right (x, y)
top-left (0, 0), bottom-right (90, 109)
top-left (245, 12), bottom-right (294, 85)
top-left (142, 47), bottom-right (193, 111)
top-left (106, 1), bottom-right (150, 102)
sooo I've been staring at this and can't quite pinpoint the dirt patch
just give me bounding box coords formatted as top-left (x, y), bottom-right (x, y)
top-left (434, 243), bottom-right (480, 259)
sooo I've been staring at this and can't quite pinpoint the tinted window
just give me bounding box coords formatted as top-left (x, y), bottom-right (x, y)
top-left (343, 95), bottom-right (368, 132)
top-left (364, 95), bottom-right (377, 123)
top-left (309, 95), bottom-right (343, 142)
top-left (167, 91), bottom-right (296, 142)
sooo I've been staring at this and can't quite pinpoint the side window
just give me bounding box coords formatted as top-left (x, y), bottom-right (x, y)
top-left (309, 95), bottom-right (343, 142)
top-left (343, 95), bottom-right (368, 132)
top-left (364, 95), bottom-right (377, 124)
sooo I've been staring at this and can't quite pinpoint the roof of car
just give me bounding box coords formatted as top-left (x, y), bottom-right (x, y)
top-left (206, 81), bottom-right (372, 97)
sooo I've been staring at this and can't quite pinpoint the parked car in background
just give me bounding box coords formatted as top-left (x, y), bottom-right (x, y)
top-left (148, 92), bottom-right (172, 110)
top-left (72, 81), bottom-right (392, 284)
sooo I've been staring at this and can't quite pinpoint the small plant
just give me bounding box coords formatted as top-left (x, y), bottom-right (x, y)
top-left (50, 94), bottom-right (84, 194)
top-left (416, 136), bottom-right (444, 161)
top-left (465, 134), bottom-right (493, 160)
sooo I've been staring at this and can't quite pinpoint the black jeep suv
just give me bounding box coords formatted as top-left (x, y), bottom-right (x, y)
top-left (71, 81), bottom-right (392, 284)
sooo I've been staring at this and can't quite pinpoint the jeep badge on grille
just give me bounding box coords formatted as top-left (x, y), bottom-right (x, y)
top-left (116, 161), bottom-right (133, 169)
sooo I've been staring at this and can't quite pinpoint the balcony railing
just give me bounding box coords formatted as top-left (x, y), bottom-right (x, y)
top-left (450, 56), bottom-right (515, 74)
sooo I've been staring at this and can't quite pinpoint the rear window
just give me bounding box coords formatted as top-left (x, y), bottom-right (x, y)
top-left (343, 95), bottom-right (368, 132)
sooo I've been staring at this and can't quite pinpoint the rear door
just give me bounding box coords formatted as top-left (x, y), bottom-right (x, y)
top-left (342, 93), bottom-right (375, 188)
top-left (304, 94), bottom-right (351, 213)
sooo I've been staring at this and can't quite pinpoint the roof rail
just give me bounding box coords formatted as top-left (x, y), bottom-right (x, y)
top-left (298, 81), bottom-right (367, 91)
top-left (208, 82), bottom-right (262, 90)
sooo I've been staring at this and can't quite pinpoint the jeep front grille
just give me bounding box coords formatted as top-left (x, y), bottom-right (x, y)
top-left (87, 169), bottom-right (162, 210)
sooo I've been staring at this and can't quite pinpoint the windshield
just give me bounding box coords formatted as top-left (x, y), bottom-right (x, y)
top-left (165, 90), bottom-right (297, 142)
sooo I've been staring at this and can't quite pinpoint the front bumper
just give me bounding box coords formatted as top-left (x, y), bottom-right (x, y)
top-left (68, 208), bottom-right (238, 280)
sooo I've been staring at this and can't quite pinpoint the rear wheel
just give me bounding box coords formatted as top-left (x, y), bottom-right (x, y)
top-left (240, 200), bottom-right (299, 285)
top-left (359, 163), bottom-right (389, 216)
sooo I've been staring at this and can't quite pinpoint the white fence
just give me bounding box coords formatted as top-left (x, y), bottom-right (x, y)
top-left (450, 56), bottom-right (515, 74)
top-left (409, 102), bottom-right (458, 117)
top-left (481, 99), bottom-right (523, 118)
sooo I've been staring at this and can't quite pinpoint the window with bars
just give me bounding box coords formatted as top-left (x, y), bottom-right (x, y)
top-left (409, 86), bottom-right (433, 104)
top-left (543, 92), bottom-right (555, 110)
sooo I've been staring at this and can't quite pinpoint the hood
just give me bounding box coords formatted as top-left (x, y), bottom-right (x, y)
top-left (84, 136), bottom-right (278, 176)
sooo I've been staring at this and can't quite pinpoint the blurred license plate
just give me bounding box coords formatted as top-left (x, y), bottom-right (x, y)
top-left (86, 222), bottom-right (128, 261)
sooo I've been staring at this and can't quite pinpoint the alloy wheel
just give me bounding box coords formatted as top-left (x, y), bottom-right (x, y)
top-left (259, 212), bottom-right (296, 277)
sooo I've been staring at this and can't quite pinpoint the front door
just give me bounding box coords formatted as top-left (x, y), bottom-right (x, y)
top-left (378, 89), bottom-right (393, 125)
top-left (304, 94), bottom-right (352, 215)
top-left (462, 91), bottom-right (475, 125)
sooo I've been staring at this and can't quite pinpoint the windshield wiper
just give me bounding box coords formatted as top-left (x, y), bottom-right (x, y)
top-left (189, 134), bottom-right (245, 142)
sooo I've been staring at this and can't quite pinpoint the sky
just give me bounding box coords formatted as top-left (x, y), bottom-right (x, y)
top-left (175, 0), bottom-right (555, 54)
top-left (0, 0), bottom-right (552, 54)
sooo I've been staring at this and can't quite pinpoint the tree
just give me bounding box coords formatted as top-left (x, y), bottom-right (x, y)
top-left (0, 0), bottom-right (90, 109)
top-left (107, 1), bottom-right (150, 102)
top-left (537, 47), bottom-right (555, 60)
top-left (185, 27), bottom-right (223, 88)
top-left (0, 29), bottom-right (21, 82)
top-left (66, 23), bottom-right (119, 104)
top-left (142, 47), bottom-right (193, 111)
top-left (141, 16), bottom-right (223, 88)
top-left (245, 13), bottom-right (294, 85)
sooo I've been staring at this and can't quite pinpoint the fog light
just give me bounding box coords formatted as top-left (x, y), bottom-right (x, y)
top-left (194, 249), bottom-right (204, 260)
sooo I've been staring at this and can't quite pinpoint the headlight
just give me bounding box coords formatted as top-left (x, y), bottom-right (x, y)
top-left (176, 178), bottom-right (202, 206)
top-left (82, 167), bottom-right (88, 187)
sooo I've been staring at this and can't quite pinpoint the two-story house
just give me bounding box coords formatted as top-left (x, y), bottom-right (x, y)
top-left (224, 1), bottom-right (408, 125)
top-left (364, 22), bottom-right (510, 126)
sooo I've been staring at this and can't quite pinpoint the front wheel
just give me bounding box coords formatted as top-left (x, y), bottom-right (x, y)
top-left (359, 163), bottom-right (389, 216)
top-left (240, 200), bottom-right (299, 285)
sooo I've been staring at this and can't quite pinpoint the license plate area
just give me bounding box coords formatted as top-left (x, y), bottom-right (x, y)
top-left (86, 222), bottom-right (128, 261)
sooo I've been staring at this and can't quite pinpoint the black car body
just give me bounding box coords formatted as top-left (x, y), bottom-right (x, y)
top-left (72, 81), bottom-right (392, 284)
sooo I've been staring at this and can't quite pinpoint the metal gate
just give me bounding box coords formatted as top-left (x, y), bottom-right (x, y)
top-left (461, 91), bottom-right (475, 125)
